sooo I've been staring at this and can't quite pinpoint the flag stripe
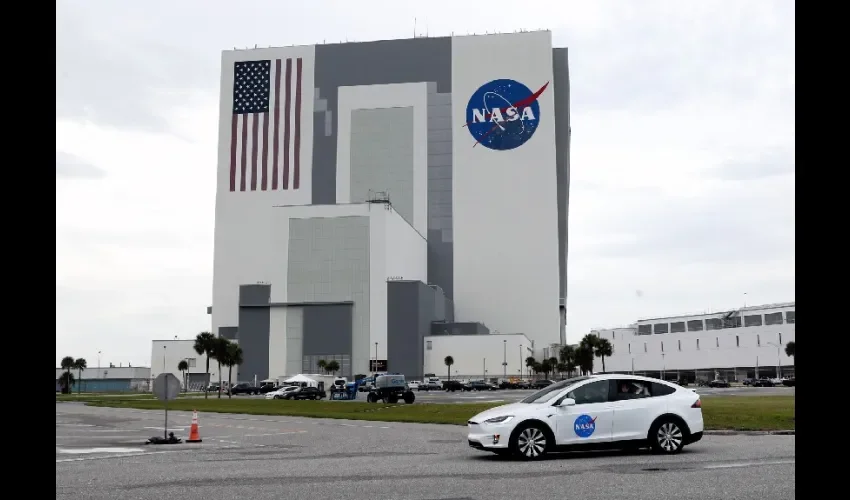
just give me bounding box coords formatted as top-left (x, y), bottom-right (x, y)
top-left (250, 114), bottom-right (259, 190)
top-left (230, 115), bottom-right (238, 192)
top-left (261, 111), bottom-right (269, 190)
top-left (240, 114), bottom-right (248, 192)
top-left (294, 58), bottom-right (303, 190)
top-left (271, 59), bottom-right (282, 190)
top-left (283, 59), bottom-right (292, 190)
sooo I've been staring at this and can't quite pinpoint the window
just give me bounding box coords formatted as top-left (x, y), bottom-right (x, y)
top-left (696, 339), bottom-right (700, 350)
top-left (716, 337), bottom-right (719, 348)
top-left (687, 320), bottom-right (704, 332)
top-left (744, 315), bottom-right (763, 327)
top-left (638, 324), bottom-right (652, 335)
top-left (613, 379), bottom-right (651, 400)
top-left (628, 343), bottom-right (631, 354)
top-left (670, 321), bottom-right (686, 333)
top-left (650, 382), bottom-right (676, 396)
top-left (786, 311), bottom-right (795, 324)
top-left (736, 336), bottom-right (740, 347)
top-left (563, 380), bottom-right (610, 405)
top-left (778, 333), bottom-right (782, 344)
top-left (521, 376), bottom-right (591, 404)
top-left (678, 340), bottom-right (682, 351)
top-left (654, 323), bottom-right (669, 334)
top-left (705, 318), bottom-right (723, 330)
top-left (722, 316), bottom-right (742, 328)
top-left (757, 335), bottom-right (760, 346)
top-left (186, 358), bottom-right (197, 368)
top-left (426, 341), bottom-right (432, 350)
top-left (661, 342), bottom-right (664, 352)
top-left (644, 343), bottom-right (647, 353)
top-left (764, 312), bottom-right (783, 325)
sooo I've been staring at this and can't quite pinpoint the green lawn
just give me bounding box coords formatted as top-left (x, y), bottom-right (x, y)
top-left (67, 395), bottom-right (794, 431)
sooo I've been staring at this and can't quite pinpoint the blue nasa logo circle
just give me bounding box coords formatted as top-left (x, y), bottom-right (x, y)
top-left (574, 414), bottom-right (597, 438)
top-left (464, 78), bottom-right (547, 151)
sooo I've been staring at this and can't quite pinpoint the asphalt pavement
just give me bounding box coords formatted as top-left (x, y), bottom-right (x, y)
top-left (56, 402), bottom-right (795, 500)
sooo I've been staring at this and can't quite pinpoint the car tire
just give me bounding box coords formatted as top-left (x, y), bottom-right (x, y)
top-left (510, 423), bottom-right (552, 461)
top-left (649, 418), bottom-right (687, 454)
top-left (366, 393), bottom-right (377, 403)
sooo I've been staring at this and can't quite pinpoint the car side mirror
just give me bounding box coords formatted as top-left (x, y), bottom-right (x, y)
top-left (557, 398), bottom-right (576, 407)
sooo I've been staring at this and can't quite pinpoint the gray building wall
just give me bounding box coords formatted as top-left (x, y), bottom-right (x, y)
top-left (553, 48), bottom-right (571, 345)
top-left (237, 284), bottom-right (271, 381)
top-left (312, 38), bottom-right (455, 300)
top-left (302, 304), bottom-right (353, 378)
top-left (430, 322), bottom-right (490, 336)
top-left (349, 107), bottom-right (415, 223)
top-left (287, 216), bottom-right (370, 374)
top-left (386, 280), bottom-right (450, 380)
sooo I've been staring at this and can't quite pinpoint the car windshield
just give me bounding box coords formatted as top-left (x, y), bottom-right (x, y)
top-left (520, 376), bottom-right (592, 404)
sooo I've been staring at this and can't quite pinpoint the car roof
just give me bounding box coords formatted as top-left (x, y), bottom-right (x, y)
top-left (585, 373), bottom-right (678, 385)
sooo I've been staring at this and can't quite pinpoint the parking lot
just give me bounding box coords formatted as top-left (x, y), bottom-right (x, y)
top-left (57, 402), bottom-right (795, 500)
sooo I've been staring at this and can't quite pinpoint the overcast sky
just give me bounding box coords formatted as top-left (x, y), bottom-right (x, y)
top-left (56, 0), bottom-right (795, 367)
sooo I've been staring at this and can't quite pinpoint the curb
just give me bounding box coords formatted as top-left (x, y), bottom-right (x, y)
top-left (704, 430), bottom-right (795, 436)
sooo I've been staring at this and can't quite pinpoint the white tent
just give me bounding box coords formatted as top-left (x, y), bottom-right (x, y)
top-left (284, 374), bottom-right (318, 385)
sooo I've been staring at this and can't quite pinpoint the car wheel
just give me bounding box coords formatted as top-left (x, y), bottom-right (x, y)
top-left (510, 423), bottom-right (551, 460)
top-left (650, 418), bottom-right (686, 454)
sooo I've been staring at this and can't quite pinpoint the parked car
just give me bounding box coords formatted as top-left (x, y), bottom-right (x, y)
top-left (781, 378), bottom-right (795, 387)
top-left (441, 380), bottom-right (465, 392)
top-left (266, 386), bottom-right (299, 399)
top-left (464, 381), bottom-right (498, 391)
top-left (707, 379), bottom-right (730, 388)
top-left (206, 383), bottom-right (222, 393)
top-left (420, 379), bottom-right (443, 391)
top-left (467, 374), bottom-right (704, 460)
top-left (230, 383), bottom-right (260, 395)
top-left (259, 382), bottom-right (278, 394)
top-left (531, 379), bottom-right (554, 389)
top-left (752, 378), bottom-right (775, 387)
top-left (277, 386), bottom-right (326, 400)
top-left (742, 378), bottom-right (754, 386)
top-left (675, 378), bottom-right (690, 387)
top-left (407, 381), bottom-right (420, 390)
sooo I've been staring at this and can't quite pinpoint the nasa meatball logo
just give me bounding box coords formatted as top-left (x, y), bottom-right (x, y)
top-left (574, 414), bottom-right (597, 438)
top-left (464, 78), bottom-right (549, 151)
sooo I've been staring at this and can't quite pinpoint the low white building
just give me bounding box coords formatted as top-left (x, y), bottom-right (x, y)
top-left (423, 333), bottom-right (533, 380)
top-left (150, 339), bottom-right (219, 391)
top-left (594, 301), bottom-right (796, 381)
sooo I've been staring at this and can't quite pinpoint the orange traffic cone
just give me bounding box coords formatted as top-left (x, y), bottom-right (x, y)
top-left (186, 410), bottom-right (203, 443)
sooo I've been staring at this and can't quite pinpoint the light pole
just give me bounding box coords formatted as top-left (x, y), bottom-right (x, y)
top-left (502, 340), bottom-right (507, 379)
top-left (631, 357), bottom-right (635, 375)
top-left (483, 358), bottom-right (486, 381)
top-left (162, 346), bottom-right (167, 376)
top-left (661, 353), bottom-right (666, 380)
top-left (767, 342), bottom-right (782, 378)
top-left (374, 342), bottom-right (379, 373)
top-left (97, 351), bottom-right (102, 378)
top-left (519, 345), bottom-right (523, 379)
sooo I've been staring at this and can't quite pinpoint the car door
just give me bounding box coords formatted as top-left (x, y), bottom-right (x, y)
top-left (609, 379), bottom-right (665, 442)
top-left (553, 379), bottom-right (615, 446)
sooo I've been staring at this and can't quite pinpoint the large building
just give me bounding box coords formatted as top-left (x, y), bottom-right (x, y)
top-left (207, 31), bottom-right (571, 382)
top-left (595, 301), bottom-right (796, 381)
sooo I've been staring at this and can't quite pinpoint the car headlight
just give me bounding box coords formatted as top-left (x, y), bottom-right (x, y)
top-left (484, 415), bottom-right (514, 424)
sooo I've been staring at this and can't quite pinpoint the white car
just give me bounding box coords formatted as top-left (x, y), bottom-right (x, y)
top-left (467, 374), bottom-right (704, 460)
top-left (265, 386), bottom-right (299, 400)
top-left (407, 381), bottom-right (420, 390)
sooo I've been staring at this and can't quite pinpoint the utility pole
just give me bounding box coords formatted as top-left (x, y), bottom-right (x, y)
top-left (502, 340), bottom-right (507, 379)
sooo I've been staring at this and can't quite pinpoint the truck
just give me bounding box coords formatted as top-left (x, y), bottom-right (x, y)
top-left (365, 373), bottom-right (416, 404)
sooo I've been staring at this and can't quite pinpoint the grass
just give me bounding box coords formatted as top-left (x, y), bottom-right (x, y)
top-left (64, 394), bottom-right (795, 431)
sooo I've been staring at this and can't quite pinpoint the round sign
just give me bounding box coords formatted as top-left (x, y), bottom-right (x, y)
top-left (464, 79), bottom-right (548, 151)
top-left (573, 414), bottom-right (597, 438)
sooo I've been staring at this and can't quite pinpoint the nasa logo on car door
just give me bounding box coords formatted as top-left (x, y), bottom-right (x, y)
top-left (574, 414), bottom-right (597, 438)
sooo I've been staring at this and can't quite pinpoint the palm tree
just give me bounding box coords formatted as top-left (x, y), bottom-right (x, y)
top-left (222, 343), bottom-right (243, 399)
top-left (317, 359), bottom-right (327, 374)
top-left (593, 338), bottom-right (614, 373)
top-left (58, 372), bottom-right (75, 394)
top-left (177, 360), bottom-right (189, 392)
top-left (540, 359), bottom-right (552, 379)
top-left (212, 337), bottom-right (231, 399)
top-left (444, 356), bottom-right (454, 381)
top-left (60, 356), bottom-right (75, 394)
top-left (556, 362), bottom-right (568, 378)
top-left (559, 345), bottom-right (577, 377)
top-left (575, 344), bottom-right (595, 375)
top-left (326, 360), bottom-right (340, 376)
top-left (73, 358), bottom-right (87, 394)
top-left (193, 332), bottom-right (217, 399)
top-left (785, 341), bottom-right (795, 373)
top-left (525, 356), bottom-right (536, 379)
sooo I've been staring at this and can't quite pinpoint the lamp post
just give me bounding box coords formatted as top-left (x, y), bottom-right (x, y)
top-left (661, 353), bottom-right (666, 380)
top-left (767, 342), bottom-right (782, 379)
top-left (97, 351), bottom-right (102, 378)
top-left (483, 358), bottom-right (486, 381)
top-left (502, 340), bottom-right (507, 379)
top-left (631, 357), bottom-right (635, 375)
top-left (162, 345), bottom-right (167, 376)
top-left (374, 342), bottom-right (379, 373)
top-left (519, 344), bottom-right (523, 379)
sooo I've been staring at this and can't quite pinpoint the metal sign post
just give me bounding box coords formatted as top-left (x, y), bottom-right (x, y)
top-left (152, 373), bottom-right (181, 439)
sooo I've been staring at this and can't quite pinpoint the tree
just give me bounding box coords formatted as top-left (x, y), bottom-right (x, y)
top-left (61, 356), bottom-right (75, 394)
top-left (325, 360), bottom-right (340, 376)
top-left (211, 337), bottom-right (232, 399)
top-left (177, 360), bottom-right (189, 392)
top-left (593, 338), bottom-right (614, 373)
top-left (73, 358), bottom-right (87, 394)
top-left (193, 332), bottom-right (217, 399)
top-left (444, 356), bottom-right (454, 381)
top-left (222, 343), bottom-right (243, 399)
top-left (559, 346), bottom-right (577, 377)
top-left (58, 372), bottom-right (75, 394)
top-left (785, 341), bottom-right (795, 373)
top-left (556, 362), bottom-right (568, 378)
top-left (540, 359), bottom-right (553, 379)
top-left (525, 356), bottom-right (536, 378)
top-left (575, 344), bottom-right (595, 375)
top-left (317, 359), bottom-right (327, 374)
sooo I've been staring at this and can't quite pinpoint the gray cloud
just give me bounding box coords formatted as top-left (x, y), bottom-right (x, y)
top-left (705, 150), bottom-right (795, 181)
top-left (56, 151), bottom-right (106, 179)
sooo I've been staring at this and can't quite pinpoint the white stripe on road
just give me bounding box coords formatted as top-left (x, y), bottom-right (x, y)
top-left (704, 460), bottom-right (795, 470)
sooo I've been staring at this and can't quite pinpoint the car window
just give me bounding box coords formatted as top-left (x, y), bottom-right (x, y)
top-left (520, 376), bottom-right (591, 404)
top-left (650, 382), bottom-right (676, 396)
top-left (613, 379), bottom-right (651, 400)
top-left (563, 380), bottom-right (610, 405)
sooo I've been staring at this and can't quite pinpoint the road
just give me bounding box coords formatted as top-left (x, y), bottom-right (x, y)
top-left (56, 402), bottom-right (795, 500)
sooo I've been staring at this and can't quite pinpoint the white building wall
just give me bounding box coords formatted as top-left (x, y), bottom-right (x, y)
top-left (212, 45), bottom-right (316, 335)
top-left (150, 340), bottom-right (217, 388)
top-left (450, 31), bottom-right (561, 349)
top-left (423, 333), bottom-right (532, 380)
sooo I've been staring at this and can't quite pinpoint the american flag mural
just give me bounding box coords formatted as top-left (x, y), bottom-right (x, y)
top-left (230, 58), bottom-right (303, 192)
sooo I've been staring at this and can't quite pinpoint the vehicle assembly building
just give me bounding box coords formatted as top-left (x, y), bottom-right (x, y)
top-left (205, 30), bottom-right (571, 382)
